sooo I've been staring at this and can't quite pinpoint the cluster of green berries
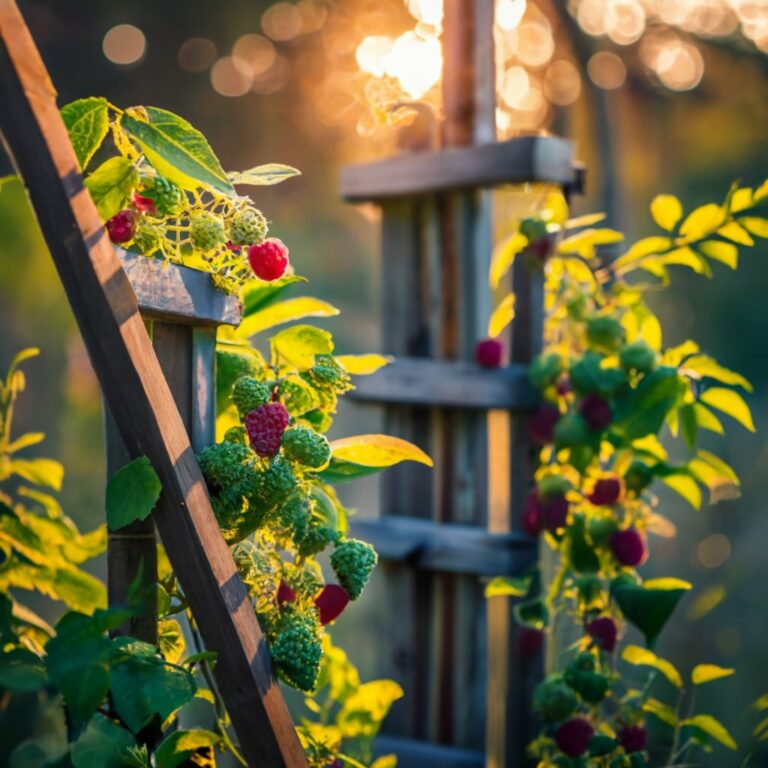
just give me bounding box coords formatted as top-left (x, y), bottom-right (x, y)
top-left (270, 606), bottom-right (323, 691)
top-left (330, 539), bottom-right (377, 600)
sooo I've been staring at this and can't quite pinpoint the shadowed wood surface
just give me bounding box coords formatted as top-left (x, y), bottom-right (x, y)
top-left (0, 3), bottom-right (305, 765)
top-left (373, 736), bottom-right (484, 768)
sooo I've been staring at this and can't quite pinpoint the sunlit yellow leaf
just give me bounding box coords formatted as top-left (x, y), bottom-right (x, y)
top-left (558, 228), bottom-right (624, 259)
top-left (679, 714), bottom-right (737, 750)
top-left (485, 576), bottom-right (531, 598)
top-left (740, 216), bottom-right (768, 238)
top-left (643, 698), bottom-right (678, 726)
top-left (659, 473), bottom-right (701, 510)
top-left (651, 194), bottom-right (683, 232)
top-left (754, 180), bottom-right (768, 201)
top-left (490, 232), bottom-right (526, 288)
top-left (700, 387), bottom-right (755, 432)
top-left (542, 190), bottom-right (569, 225)
top-left (643, 577), bottom-right (692, 591)
top-left (335, 354), bottom-right (392, 375)
top-left (680, 204), bottom-right (726, 240)
top-left (564, 212), bottom-right (607, 229)
top-left (681, 355), bottom-right (752, 392)
top-left (717, 221), bottom-right (753, 246)
top-left (730, 187), bottom-right (754, 212)
top-left (330, 435), bottom-right (433, 468)
top-left (687, 584), bottom-right (726, 621)
top-left (622, 645), bottom-right (682, 688)
top-left (692, 664), bottom-right (734, 685)
top-left (698, 240), bottom-right (738, 269)
top-left (615, 236), bottom-right (673, 270)
top-left (488, 293), bottom-right (515, 338)
top-left (693, 404), bottom-right (723, 434)
top-left (236, 297), bottom-right (339, 337)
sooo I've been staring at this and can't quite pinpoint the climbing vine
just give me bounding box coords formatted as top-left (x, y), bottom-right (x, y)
top-left (487, 181), bottom-right (768, 767)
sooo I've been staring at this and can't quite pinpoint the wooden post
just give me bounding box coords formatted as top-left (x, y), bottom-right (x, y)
top-left (0, 4), bottom-right (306, 765)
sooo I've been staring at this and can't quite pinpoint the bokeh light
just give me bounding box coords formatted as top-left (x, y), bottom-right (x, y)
top-left (103, 24), bottom-right (146, 66)
top-left (262, 2), bottom-right (303, 42)
top-left (178, 38), bottom-right (217, 73)
top-left (544, 59), bottom-right (582, 105)
top-left (234, 34), bottom-right (278, 77)
top-left (588, 50), bottom-right (628, 89)
top-left (697, 533), bottom-right (732, 568)
top-left (211, 56), bottom-right (253, 97)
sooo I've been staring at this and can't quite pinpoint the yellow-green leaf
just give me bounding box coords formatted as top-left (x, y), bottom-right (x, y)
top-left (622, 645), bottom-right (682, 688)
top-left (692, 664), bottom-right (734, 685)
top-left (564, 212), bottom-right (607, 229)
top-left (643, 698), bottom-right (678, 726)
top-left (643, 577), bottom-right (692, 591)
top-left (488, 293), bottom-right (515, 338)
top-left (228, 164), bottom-right (301, 186)
top-left (329, 435), bottom-right (433, 468)
top-left (490, 232), bottom-right (526, 288)
top-left (61, 97), bottom-right (110, 170)
top-left (694, 404), bottom-right (723, 434)
top-left (686, 583), bottom-right (726, 621)
top-left (651, 194), bottom-right (683, 232)
top-left (614, 236), bottom-right (673, 271)
top-left (717, 221), bottom-right (753, 246)
top-left (85, 157), bottom-right (139, 220)
top-left (698, 240), bottom-right (738, 269)
top-left (485, 576), bottom-right (531, 598)
top-left (557, 228), bottom-right (624, 259)
top-left (8, 458), bottom-right (64, 491)
top-left (6, 432), bottom-right (45, 454)
top-left (236, 297), bottom-right (339, 338)
top-left (542, 191), bottom-right (569, 225)
top-left (681, 355), bottom-right (752, 391)
top-left (680, 203), bottom-right (725, 239)
top-left (680, 714), bottom-right (737, 749)
top-left (271, 325), bottom-right (334, 370)
top-left (700, 387), bottom-right (755, 432)
top-left (335, 354), bottom-right (392, 375)
top-left (659, 472), bottom-right (701, 509)
top-left (740, 216), bottom-right (768, 238)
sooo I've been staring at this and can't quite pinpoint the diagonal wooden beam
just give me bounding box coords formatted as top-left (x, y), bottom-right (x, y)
top-left (0, 2), bottom-right (306, 765)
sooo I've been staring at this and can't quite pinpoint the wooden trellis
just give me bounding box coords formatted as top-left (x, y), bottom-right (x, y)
top-left (339, 2), bottom-right (582, 766)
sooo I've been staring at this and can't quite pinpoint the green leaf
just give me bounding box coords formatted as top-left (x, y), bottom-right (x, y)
top-left (242, 275), bottom-right (307, 316)
top-left (643, 697), bottom-right (678, 727)
top-left (0, 175), bottom-right (19, 192)
top-left (612, 577), bottom-right (690, 648)
top-left (681, 355), bottom-right (752, 391)
top-left (680, 203), bottom-right (725, 239)
top-left (650, 194), bottom-right (683, 232)
top-left (61, 97), bottom-right (110, 170)
top-left (120, 107), bottom-right (233, 195)
top-left (698, 240), bottom-right (738, 269)
top-left (335, 354), bottom-right (392, 375)
top-left (622, 645), bottom-right (682, 687)
top-left (485, 576), bottom-right (531, 598)
top-left (680, 714), bottom-right (737, 750)
top-left (316, 458), bottom-right (383, 484)
top-left (700, 387), bottom-right (755, 432)
top-left (271, 325), bottom-right (334, 370)
top-left (488, 293), bottom-right (515, 338)
top-left (154, 730), bottom-right (219, 768)
top-left (85, 157), bottom-right (139, 220)
top-left (8, 458), bottom-right (63, 490)
top-left (680, 403), bottom-right (697, 451)
top-left (71, 714), bottom-right (137, 768)
top-left (513, 597), bottom-right (549, 629)
top-left (329, 435), bottom-right (433, 468)
top-left (0, 648), bottom-right (48, 691)
top-left (106, 457), bottom-right (162, 531)
top-left (490, 232), bottom-right (526, 288)
top-left (236, 297), bottom-right (339, 338)
top-left (227, 163), bottom-right (300, 186)
top-left (692, 664), bottom-right (734, 685)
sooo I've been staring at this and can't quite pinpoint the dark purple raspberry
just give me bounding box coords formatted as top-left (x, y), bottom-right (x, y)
top-left (528, 406), bottom-right (560, 445)
top-left (556, 717), bottom-right (594, 757)
top-left (277, 581), bottom-right (296, 606)
top-left (556, 375), bottom-right (573, 396)
top-left (579, 394), bottom-right (612, 431)
top-left (528, 234), bottom-right (554, 262)
top-left (314, 584), bottom-right (349, 625)
top-left (587, 616), bottom-right (618, 653)
top-left (523, 489), bottom-right (568, 535)
top-left (619, 724), bottom-right (648, 753)
top-left (610, 528), bottom-right (648, 567)
top-left (476, 338), bottom-right (504, 368)
top-left (245, 401), bottom-right (290, 457)
top-left (588, 477), bottom-right (623, 506)
top-left (517, 626), bottom-right (544, 658)
top-left (106, 209), bottom-right (137, 244)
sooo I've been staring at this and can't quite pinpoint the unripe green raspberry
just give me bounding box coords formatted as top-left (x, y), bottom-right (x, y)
top-left (307, 355), bottom-right (352, 393)
top-left (330, 539), bottom-right (377, 600)
top-left (197, 441), bottom-right (254, 492)
top-left (223, 426), bottom-right (247, 445)
top-left (302, 409), bottom-right (333, 433)
top-left (232, 376), bottom-right (272, 417)
top-left (190, 212), bottom-right (226, 252)
top-left (619, 340), bottom-right (657, 374)
top-left (271, 608), bottom-right (323, 692)
top-left (586, 316), bottom-right (625, 353)
top-left (294, 518), bottom-right (337, 557)
top-left (520, 216), bottom-right (548, 242)
top-left (147, 176), bottom-right (184, 216)
top-left (530, 353), bottom-right (563, 390)
top-left (252, 455), bottom-right (297, 510)
top-left (132, 221), bottom-right (163, 256)
top-left (281, 426), bottom-right (331, 468)
top-left (217, 350), bottom-right (262, 415)
top-left (229, 207), bottom-right (268, 246)
top-left (533, 677), bottom-right (579, 722)
top-left (277, 493), bottom-right (312, 534)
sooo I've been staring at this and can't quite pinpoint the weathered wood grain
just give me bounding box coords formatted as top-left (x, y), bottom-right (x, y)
top-left (0, 4), bottom-right (305, 765)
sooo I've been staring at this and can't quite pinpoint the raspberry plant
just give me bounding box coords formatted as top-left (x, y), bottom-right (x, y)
top-left (487, 181), bottom-right (768, 766)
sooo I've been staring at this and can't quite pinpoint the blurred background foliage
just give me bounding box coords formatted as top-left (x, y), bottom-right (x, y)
top-left (1, 0), bottom-right (767, 763)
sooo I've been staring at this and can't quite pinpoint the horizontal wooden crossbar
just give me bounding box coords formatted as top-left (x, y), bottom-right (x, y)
top-left (373, 736), bottom-right (484, 768)
top-left (118, 249), bottom-right (242, 326)
top-left (340, 135), bottom-right (581, 202)
top-left (349, 516), bottom-right (537, 577)
top-left (349, 357), bottom-right (538, 411)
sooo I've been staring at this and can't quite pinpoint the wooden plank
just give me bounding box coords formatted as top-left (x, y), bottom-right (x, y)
top-left (349, 516), bottom-right (537, 577)
top-left (373, 736), bottom-right (484, 768)
top-left (340, 136), bottom-right (578, 202)
top-left (0, 6), bottom-right (305, 766)
top-left (118, 249), bottom-right (242, 327)
top-left (350, 357), bottom-right (537, 410)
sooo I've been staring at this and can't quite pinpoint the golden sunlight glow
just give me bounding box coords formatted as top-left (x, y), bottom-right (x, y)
top-left (103, 24), bottom-right (146, 66)
top-left (497, 0), bottom-right (528, 31)
top-left (406, 0), bottom-right (444, 27)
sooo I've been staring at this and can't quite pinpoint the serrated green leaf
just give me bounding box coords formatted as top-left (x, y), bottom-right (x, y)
top-left (680, 403), bottom-right (697, 451)
top-left (71, 714), bottom-right (137, 768)
top-left (335, 354), bottom-right (392, 375)
top-left (228, 163), bottom-right (300, 186)
top-left (120, 107), bottom-right (232, 195)
top-left (106, 457), bottom-right (162, 531)
top-left (651, 194), bottom-right (683, 232)
top-left (700, 387), bottom-right (755, 432)
top-left (622, 644), bottom-right (682, 687)
top-left (485, 576), bottom-right (531, 598)
top-left (85, 157), bottom-right (139, 220)
top-left (61, 97), bottom-right (110, 170)
top-left (680, 204), bottom-right (725, 239)
top-left (488, 293), bottom-right (515, 338)
top-left (490, 232), bottom-right (526, 288)
top-left (271, 325), bottom-right (334, 370)
top-left (329, 435), bottom-right (432, 468)
top-left (680, 714), bottom-right (737, 750)
top-left (692, 664), bottom-right (734, 685)
top-left (0, 648), bottom-right (48, 692)
top-left (236, 297), bottom-right (339, 338)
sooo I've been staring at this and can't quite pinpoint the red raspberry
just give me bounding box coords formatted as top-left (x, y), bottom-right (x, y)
top-left (248, 237), bottom-right (289, 281)
top-left (244, 402), bottom-right (290, 457)
top-left (277, 580), bottom-right (296, 606)
top-left (528, 406), bottom-right (560, 445)
top-left (106, 209), bottom-right (137, 244)
top-left (555, 717), bottom-right (593, 757)
top-left (588, 477), bottom-right (623, 506)
top-left (226, 240), bottom-right (242, 254)
top-left (586, 616), bottom-right (618, 652)
top-left (132, 192), bottom-right (157, 215)
top-left (476, 338), bottom-right (504, 368)
top-left (517, 626), bottom-right (544, 658)
top-left (579, 394), bottom-right (612, 431)
top-left (610, 528), bottom-right (648, 567)
top-left (619, 724), bottom-right (648, 753)
top-left (314, 584), bottom-right (349, 625)
top-left (523, 489), bottom-right (568, 535)
top-left (529, 235), bottom-right (554, 262)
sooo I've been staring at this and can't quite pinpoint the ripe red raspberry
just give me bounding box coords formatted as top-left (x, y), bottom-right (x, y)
top-left (517, 626), bottom-right (544, 658)
top-left (587, 616), bottom-right (618, 652)
top-left (579, 394), bottom-right (612, 431)
top-left (523, 489), bottom-right (568, 535)
top-left (314, 584), bottom-right (349, 625)
top-left (106, 209), bottom-right (137, 244)
top-left (588, 477), bottom-right (623, 506)
top-left (610, 528), bottom-right (648, 567)
top-left (245, 402), bottom-right (290, 457)
top-left (619, 724), bottom-right (648, 753)
top-left (132, 192), bottom-right (157, 215)
top-left (528, 406), bottom-right (560, 445)
top-left (476, 338), bottom-right (504, 368)
top-left (277, 580), bottom-right (296, 606)
top-left (555, 717), bottom-right (593, 757)
top-left (226, 240), bottom-right (242, 254)
top-left (248, 237), bottom-right (289, 281)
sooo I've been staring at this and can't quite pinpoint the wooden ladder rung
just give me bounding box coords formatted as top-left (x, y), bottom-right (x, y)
top-left (373, 736), bottom-right (484, 768)
top-left (349, 357), bottom-right (538, 411)
top-left (340, 135), bottom-right (582, 202)
top-left (349, 516), bottom-right (537, 577)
